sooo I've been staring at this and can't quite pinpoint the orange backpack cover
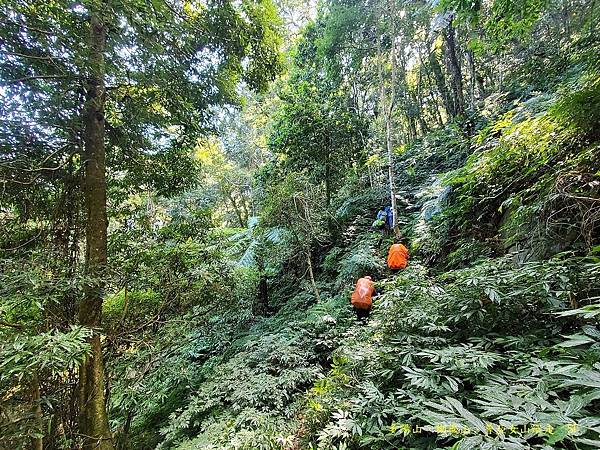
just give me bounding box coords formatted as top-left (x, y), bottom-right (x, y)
top-left (387, 244), bottom-right (409, 269)
top-left (351, 277), bottom-right (374, 310)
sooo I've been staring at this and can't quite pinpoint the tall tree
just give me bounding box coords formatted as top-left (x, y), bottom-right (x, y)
top-left (442, 15), bottom-right (465, 116)
top-left (269, 20), bottom-right (368, 213)
top-left (261, 172), bottom-right (329, 301)
top-left (78, 3), bottom-right (112, 448)
top-left (385, 0), bottom-right (400, 233)
top-left (269, 80), bottom-right (367, 209)
top-left (0, 0), bottom-right (283, 446)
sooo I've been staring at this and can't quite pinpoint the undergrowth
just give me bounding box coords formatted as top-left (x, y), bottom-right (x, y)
top-left (106, 38), bottom-right (600, 450)
top-left (300, 257), bottom-right (600, 449)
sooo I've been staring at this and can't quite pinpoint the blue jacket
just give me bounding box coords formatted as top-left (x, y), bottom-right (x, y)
top-left (376, 206), bottom-right (393, 229)
top-left (383, 206), bottom-right (393, 228)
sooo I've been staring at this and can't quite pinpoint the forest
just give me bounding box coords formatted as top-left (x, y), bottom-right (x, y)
top-left (1, 0), bottom-right (599, 449)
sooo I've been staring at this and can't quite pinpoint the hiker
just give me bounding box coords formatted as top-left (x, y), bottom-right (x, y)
top-left (351, 275), bottom-right (376, 321)
top-left (372, 205), bottom-right (393, 231)
top-left (387, 242), bottom-right (409, 272)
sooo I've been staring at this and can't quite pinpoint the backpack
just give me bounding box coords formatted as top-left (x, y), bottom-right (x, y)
top-left (351, 278), bottom-right (374, 310)
top-left (387, 244), bottom-right (409, 270)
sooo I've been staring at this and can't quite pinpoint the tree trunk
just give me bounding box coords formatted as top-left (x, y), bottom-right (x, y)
top-left (475, 69), bottom-right (486, 100)
top-left (377, 8), bottom-right (400, 235)
top-left (428, 44), bottom-right (454, 119)
top-left (324, 151), bottom-right (331, 209)
top-left (79, 6), bottom-right (115, 450)
top-left (240, 194), bottom-right (250, 228)
top-left (415, 67), bottom-right (430, 134)
top-left (419, 47), bottom-right (444, 126)
top-left (443, 17), bottom-right (465, 116)
top-left (226, 190), bottom-right (246, 228)
top-left (466, 49), bottom-right (476, 108)
top-left (253, 255), bottom-right (268, 316)
top-left (116, 409), bottom-right (133, 450)
top-left (386, 4), bottom-right (399, 235)
top-left (324, 147), bottom-right (339, 239)
top-left (562, 0), bottom-right (570, 38)
top-left (249, 184), bottom-right (256, 217)
top-left (386, 115), bottom-right (398, 233)
top-left (465, 48), bottom-right (486, 105)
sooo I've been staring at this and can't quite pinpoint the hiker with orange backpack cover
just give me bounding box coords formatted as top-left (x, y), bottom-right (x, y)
top-left (351, 275), bottom-right (376, 321)
top-left (387, 242), bottom-right (409, 272)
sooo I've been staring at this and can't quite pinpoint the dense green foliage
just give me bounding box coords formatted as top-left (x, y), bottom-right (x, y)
top-left (2, 0), bottom-right (600, 449)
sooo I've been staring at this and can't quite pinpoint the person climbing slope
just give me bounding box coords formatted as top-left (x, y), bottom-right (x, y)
top-left (372, 205), bottom-right (393, 231)
top-left (351, 275), bottom-right (376, 321)
top-left (387, 242), bottom-right (409, 272)
top-left (374, 205), bottom-right (394, 246)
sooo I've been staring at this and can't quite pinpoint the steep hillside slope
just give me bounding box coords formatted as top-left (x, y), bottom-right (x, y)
top-left (98, 36), bottom-right (600, 450)
top-left (141, 68), bottom-right (600, 450)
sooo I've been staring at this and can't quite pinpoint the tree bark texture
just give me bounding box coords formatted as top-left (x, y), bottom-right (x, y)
top-left (227, 190), bottom-right (246, 228)
top-left (443, 18), bottom-right (465, 116)
top-left (79, 6), bottom-right (115, 450)
top-left (466, 49), bottom-right (476, 107)
top-left (386, 1), bottom-right (399, 235)
top-left (428, 44), bottom-right (453, 119)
